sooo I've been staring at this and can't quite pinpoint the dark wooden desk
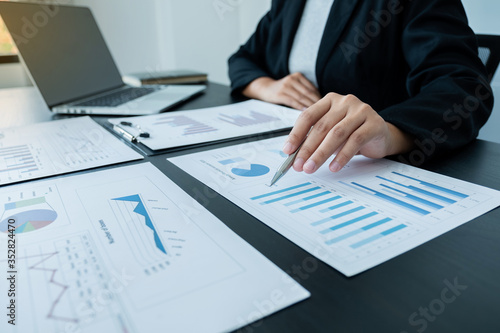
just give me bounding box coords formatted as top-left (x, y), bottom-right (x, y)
top-left (1, 84), bottom-right (499, 333)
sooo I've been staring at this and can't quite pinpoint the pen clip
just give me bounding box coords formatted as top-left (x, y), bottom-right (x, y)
top-left (113, 124), bottom-right (138, 142)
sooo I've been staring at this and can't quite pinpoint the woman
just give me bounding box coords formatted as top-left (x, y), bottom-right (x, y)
top-left (228, 0), bottom-right (493, 173)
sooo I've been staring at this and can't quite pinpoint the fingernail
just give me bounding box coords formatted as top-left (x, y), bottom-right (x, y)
top-left (330, 162), bottom-right (342, 172)
top-left (294, 157), bottom-right (305, 170)
top-left (282, 142), bottom-right (293, 155)
top-left (303, 160), bottom-right (316, 173)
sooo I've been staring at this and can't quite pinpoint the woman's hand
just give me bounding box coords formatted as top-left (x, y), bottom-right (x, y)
top-left (282, 93), bottom-right (415, 173)
top-left (242, 73), bottom-right (322, 110)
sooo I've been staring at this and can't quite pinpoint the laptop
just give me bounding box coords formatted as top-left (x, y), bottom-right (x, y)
top-left (0, 2), bottom-right (206, 115)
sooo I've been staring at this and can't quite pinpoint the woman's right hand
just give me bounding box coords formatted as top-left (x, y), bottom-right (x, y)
top-left (242, 72), bottom-right (322, 110)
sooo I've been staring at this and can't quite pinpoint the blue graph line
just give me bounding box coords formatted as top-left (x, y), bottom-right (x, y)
top-left (350, 224), bottom-right (407, 249)
top-left (325, 217), bottom-right (393, 245)
top-left (284, 191), bottom-right (331, 206)
top-left (319, 200), bottom-right (353, 213)
top-left (113, 195), bottom-right (167, 254)
top-left (380, 184), bottom-right (444, 209)
top-left (290, 196), bottom-right (342, 213)
top-left (260, 187), bottom-right (321, 205)
top-left (376, 176), bottom-right (456, 204)
top-left (320, 212), bottom-right (379, 234)
top-left (250, 182), bottom-right (312, 200)
top-left (392, 172), bottom-right (468, 198)
top-left (311, 206), bottom-right (365, 226)
top-left (351, 182), bottom-right (431, 215)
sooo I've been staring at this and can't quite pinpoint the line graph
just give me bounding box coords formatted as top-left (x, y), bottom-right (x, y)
top-left (10, 233), bottom-right (131, 331)
top-left (112, 194), bottom-right (167, 255)
top-left (24, 251), bottom-right (75, 323)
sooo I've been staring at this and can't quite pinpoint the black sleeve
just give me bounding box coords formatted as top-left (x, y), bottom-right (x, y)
top-left (227, 0), bottom-right (282, 95)
top-left (378, 0), bottom-right (493, 162)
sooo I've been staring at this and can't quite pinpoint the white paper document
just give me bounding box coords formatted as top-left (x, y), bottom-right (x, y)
top-left (0, 116), bottom-right (143, 186)
top-left (108, 100), bottom-right (300, 150)
top-left (0, 163), bottom-right (309, 333)
top-left (169, 137), bottom-right (500, 277)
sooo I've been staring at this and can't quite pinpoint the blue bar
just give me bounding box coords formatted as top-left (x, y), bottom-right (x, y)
top-left (392, 172), bottom-right (468, 198)
top-left (319, 201), bottom-right (353, 213)
top-left (380, 184), bottom-right (444, 209)
top-left (350, 234), bottom-right (383, 249)
top-left (21, 168), bottom-right (39, 173)
top-left (0, 149), bottom-right (30, 157)
top-left (362, 217), bottom-right (393, 230)
top-left (320, 212), bottom-right (379, 234)
top-left (260, 187), bottom-right (321, 205)
top-left (6, 161), bottom-right (35, 168)
top-left (325, 229), bottom-right (364, 245)
top-left (290, 196), bottom-right (341, 213)
top-left (250, 182), bottom-right (312, 200)
top-left (284, 191), bottom-right (331, 206)
top-left (0, 164), bottom-right (38, 174)
top-left (311, 206), bottom-right (365, 226)
top-left (352, 182), bottom-right (431, 215)
top-left (4, 202), bottom-right (16, 210)
top-left (381, 224), bottom-right (407, 235)
top-left (407, 186), bottom-right (456, 204)
top-left (377, 176), bottom-right (457, 204)
top-left (0, 145), bottom-right (28, 151)
top-left (219, 157), bottom-right (245, 165)
top-left (350, 224), bottom-right (407, 249)
top-left (7, 153), bottom-right (32, 159)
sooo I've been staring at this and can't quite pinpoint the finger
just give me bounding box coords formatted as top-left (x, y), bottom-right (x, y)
top-left (282, 85), bottom-right (316, 110)
top-left (301, 114), bottom-right (365, 174)
top-left (296, 75), bottom-right (322, 99)
top-left (280, 93), bottom-right (308, 111)
top-left (282, 95), bottom-right (337, 155)
top-left (329, 123), bottom-right (377, 172)
top-left (289, 77), bottom-right (321, 105)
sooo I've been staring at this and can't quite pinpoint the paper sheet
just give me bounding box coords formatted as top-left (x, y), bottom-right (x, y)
top-left (108, 100), bottom-right (300, 150)
top-left (169, 136), bottom-right (500, 276)
top-left (0, 116), bottom-right (143, 185)
top-left (0, 162), bottom-right (309, 332)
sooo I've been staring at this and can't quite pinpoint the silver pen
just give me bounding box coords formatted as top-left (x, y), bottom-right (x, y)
top-left (269, 140), bottom-right (305, 186)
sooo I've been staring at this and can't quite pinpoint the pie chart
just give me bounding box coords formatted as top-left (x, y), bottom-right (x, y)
top-left (231, 164), bottom-right (270, 177)
top-left (0, 209), bottom-right (58, 233)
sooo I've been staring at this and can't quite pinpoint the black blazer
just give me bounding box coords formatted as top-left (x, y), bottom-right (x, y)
top-left (228, 0), bottom-right (494, 163)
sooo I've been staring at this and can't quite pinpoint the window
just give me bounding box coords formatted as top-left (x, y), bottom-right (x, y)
top-left (0, 17), bottom-right (17, 55)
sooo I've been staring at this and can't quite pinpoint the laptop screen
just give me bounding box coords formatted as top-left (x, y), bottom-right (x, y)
top-left (0, 3), bottom-right (123, 107)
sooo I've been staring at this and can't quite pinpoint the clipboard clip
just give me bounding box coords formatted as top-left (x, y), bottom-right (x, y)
top-left (112, 121), bottom-right (150, 142)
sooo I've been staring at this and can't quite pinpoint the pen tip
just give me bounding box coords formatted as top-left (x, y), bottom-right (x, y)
top-left (269, 173), bottom-right (280, 187)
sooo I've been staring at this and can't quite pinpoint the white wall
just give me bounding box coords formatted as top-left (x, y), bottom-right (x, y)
top-left (462, 0), bottom-right (500, 143)
top-left (71, 0), bottom-right (270, 85)
top-left (165, 0), bottom-right (270, 84)
top-left (72, 0), bottom-right (168, 74)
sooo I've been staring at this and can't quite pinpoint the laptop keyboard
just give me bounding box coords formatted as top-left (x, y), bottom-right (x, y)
top-left (73, 87), bottom-right (160, 107)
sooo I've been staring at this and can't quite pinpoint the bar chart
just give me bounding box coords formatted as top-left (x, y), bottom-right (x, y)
top-left (0, 117), bottom-right (142, 186)
top-left (248, 182), bottom-right (416, 255)
top-left (154, 115), bottom-right (218, 136)
top-left (0, 144), bottom-right (40, 178)
top-left (170, 135), bottom-right (500, 276)
top-left (341, 171), bottom-right (470, 216)
top-left (218, 110), bottom-right (281, 127)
